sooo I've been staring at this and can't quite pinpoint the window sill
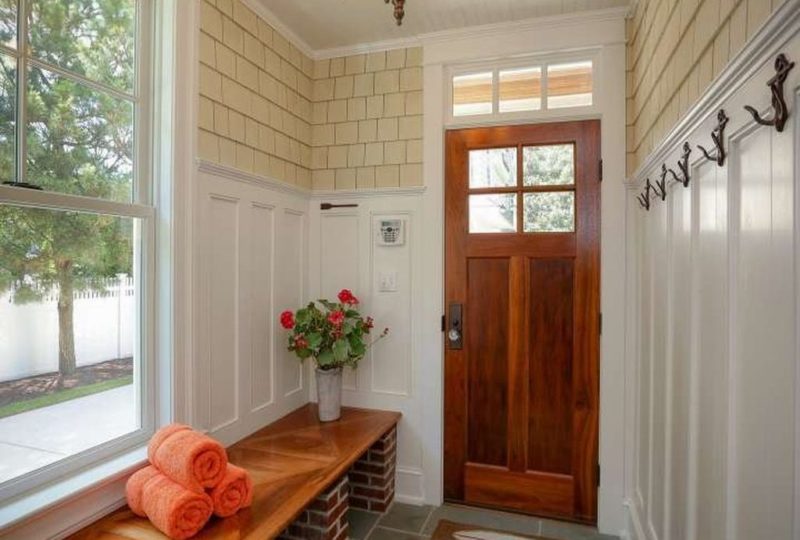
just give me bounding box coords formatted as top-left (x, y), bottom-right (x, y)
top-left (0, 445), bottom-right (147, 538)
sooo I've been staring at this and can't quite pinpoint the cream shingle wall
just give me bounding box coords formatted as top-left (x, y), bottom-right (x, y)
top-left (197, 0), bottom-right (314, 188)
top-left (626, 0), bottom-right (779, 175)
top-left (310, 48), bottom-right (424, 190)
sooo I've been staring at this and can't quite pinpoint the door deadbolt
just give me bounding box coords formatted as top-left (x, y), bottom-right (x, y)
top-left (448, 303), bottom-right (463, 349)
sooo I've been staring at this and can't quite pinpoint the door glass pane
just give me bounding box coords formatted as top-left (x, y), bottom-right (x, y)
top-left (524, 192), bottom-right (575, 232)
top-left (469, 193), bottom-right (517, 233)
top-left (0, 205), bottom-right (140, 485)
top-left (523, 144), bottom-right (574, 186)
top-left (499, 67), bottom-right (541, 113)
top-left (0, 0), bottom-right (15, 49)
top-left (453, 72), bottom-right (493, 116)
top-left (547, 61), bottom-right (593, 109)
top-left (28, 0), bottom-right (136, 93)
top-left (0, 52), bottom-right (15, 183)
top-left (469, 148), bottom-right (516, 188)
top-left (27, 66), bottom-right (134, 202)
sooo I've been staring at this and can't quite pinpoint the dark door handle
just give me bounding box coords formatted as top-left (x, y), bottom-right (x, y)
top-left (448, 303), bottom-right (463, 349)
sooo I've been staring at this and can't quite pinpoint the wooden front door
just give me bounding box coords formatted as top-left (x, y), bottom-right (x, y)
top-left (443, 120), bottom-right (600, 523)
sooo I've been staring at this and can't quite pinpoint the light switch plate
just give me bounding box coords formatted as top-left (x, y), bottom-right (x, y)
top-left (378, 271), bottom-right (399, 292)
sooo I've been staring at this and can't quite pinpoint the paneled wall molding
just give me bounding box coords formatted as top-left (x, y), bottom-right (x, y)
top-left (625, 17), bottom-right (800, 540)
top-left (628, 0), bottom-right (800, 186)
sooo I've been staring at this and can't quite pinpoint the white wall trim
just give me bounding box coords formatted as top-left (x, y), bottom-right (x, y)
top-left (628, 0), bottom-right (800, 185)
top-left (310, 186), bottom-right (427, 200)
top-left (419, 6), bottom-right (629, 48)
top-left (196, 160), bottom-right (311, 198)
top-left (240, 0), bottom-right (316, 60)
top-left (246, 4), bottom-right (628, 62)
top-left (625, 498), bottom-right (648, 540)
top-left (312, 7), bottom-right (629, 60)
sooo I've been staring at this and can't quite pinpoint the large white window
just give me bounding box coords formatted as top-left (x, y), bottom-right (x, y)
top-left (0, 0), bottom-right (153, 498)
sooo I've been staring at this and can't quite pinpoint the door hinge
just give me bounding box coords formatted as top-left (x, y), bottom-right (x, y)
top-left (599, 159), bottom-right (604, 182)
top-left (597, 464), bottom-right (601, 486)
top-left (599, 312), bottom-right (603, 335)
top-left (441, 314), bottom-right (446, 332)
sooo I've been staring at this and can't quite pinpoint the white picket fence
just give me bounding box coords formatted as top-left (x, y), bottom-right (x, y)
top-left (0, 276), bottom-right (135, 382)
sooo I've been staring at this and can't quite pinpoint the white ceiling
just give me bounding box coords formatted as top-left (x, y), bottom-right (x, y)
top-left (257, 0), bottom-right (632, 52)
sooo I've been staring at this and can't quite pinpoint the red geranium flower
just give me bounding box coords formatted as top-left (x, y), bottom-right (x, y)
top-left (294, 335), bottom-right (308, 349)
top-left (280, 310), bottom-right (295, 329)
top-left (337, 289), bottom-right (359, 305)
top-left (327, 310), bottom-right (345, 327)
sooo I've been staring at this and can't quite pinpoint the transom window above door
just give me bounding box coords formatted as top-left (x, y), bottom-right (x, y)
top-left (452, 60), bottom-right (593, 118)
top-left (468, 144), bottom-right (576, 233)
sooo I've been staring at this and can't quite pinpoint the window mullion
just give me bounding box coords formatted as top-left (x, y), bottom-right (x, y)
top-left (16, 0), bottom-right (27, 185)
top-left (27, 57), bottom-right (137, 103)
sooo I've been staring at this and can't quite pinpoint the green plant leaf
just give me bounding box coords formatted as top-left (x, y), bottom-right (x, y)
top-left (307, 332), bottom-right (322, 349)
top-left (318, 349), bottom-right (334, 367)
top-left (349, 335), bottom-right (366, 357)
top-left (332, 339), bottom-right (349, 362)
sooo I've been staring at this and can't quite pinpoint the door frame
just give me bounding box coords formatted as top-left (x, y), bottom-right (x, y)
top-left (416, 17), bottom-right (629, 536)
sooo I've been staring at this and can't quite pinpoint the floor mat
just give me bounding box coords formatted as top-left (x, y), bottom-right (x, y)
top-left (431, 519), bottom-right (555, 540)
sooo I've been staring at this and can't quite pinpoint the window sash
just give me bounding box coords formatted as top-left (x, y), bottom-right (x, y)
top-left (447, 52), bottom-right (598, 125)
top-left (0, 0), bottom-right (155, 502)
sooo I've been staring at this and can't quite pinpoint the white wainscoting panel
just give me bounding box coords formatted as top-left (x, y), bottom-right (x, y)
top-left (193, 166), bottom-right (310, 446)
top-left (625, 8), bottom-right (800, 539)
top-left (309, 191), bottom-right (426, 504)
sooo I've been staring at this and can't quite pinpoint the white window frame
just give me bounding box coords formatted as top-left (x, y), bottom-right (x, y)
top-left (0, 0), bottom-right (156, 503)
top-left (446, 49), bottom-right (602, 127)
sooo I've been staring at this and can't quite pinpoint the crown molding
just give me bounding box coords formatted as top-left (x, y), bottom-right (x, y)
top-left (241, 0), bottom-right (316, 60)
top-left (314, 35), bottom-right (425, 61)
top-left (418, 6), bottom-right (629, 48)
top-left (245, 3), bottom-right (629, 62)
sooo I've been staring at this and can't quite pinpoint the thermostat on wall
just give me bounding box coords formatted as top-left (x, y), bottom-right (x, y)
top-left (377, 219), bottom-right (405, 246)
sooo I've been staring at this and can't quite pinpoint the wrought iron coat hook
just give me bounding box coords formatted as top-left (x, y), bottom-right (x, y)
top-left (697, 109), bottom-right (729, 166)
top-left (667, 142), bottom-right (692, 188)
top-left (637, 179), bottom-right (652, 210)
top-left (655, 165), bottom-right (668, 201)
top-left (637, 189), bottom-right (650, 210)
top-left (744, 54), bottom-right (795, 133)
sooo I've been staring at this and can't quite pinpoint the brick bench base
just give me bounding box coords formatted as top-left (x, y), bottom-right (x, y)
top-left (278, 475), bottom-right (349, 540)
top-left (348, 425), bottom-right (397, 512)
top-left (278, 426), bottom-right (398, 539)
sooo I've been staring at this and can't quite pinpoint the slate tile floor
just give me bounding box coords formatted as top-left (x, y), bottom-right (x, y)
top-left (347, 503), bottom-right (620, 540)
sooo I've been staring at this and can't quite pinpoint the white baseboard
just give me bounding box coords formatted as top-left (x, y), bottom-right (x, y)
top-left (624, 498), bottom-right (648, 540)
top-left (395, 466), bottom-right (425, 505)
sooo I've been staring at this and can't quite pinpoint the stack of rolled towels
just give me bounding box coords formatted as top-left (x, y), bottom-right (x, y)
top-left (125, 424), bottom-right (254, 539)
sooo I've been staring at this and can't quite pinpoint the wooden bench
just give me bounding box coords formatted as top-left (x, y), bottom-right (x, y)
top-left (71, 405), bottom-right (401, 539)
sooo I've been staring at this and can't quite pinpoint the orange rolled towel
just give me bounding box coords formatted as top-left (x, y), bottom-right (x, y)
top-left (209, 463), bottom-right (254, 517)
top-left (148, 424), bottom-right (227, 493)
top-left (125, 465), bottom-right (213, 540)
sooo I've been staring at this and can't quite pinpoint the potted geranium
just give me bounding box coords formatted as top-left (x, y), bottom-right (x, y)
top-left (280, 289), bottom-right (388, 422)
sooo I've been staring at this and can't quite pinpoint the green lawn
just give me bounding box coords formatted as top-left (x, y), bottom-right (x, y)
top-left (0, 376), bottom-right (133, 419)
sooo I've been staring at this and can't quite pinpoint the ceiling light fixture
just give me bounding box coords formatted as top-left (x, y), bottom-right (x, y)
top-left (384, 0), bottom-right (406, 26)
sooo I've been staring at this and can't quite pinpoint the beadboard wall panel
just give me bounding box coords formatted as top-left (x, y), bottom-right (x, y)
top-left (625, 6), bottom-right (800, 538)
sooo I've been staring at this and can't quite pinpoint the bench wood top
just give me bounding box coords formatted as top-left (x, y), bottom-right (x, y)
top-left (70, 405), bottom-right (401, 539)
